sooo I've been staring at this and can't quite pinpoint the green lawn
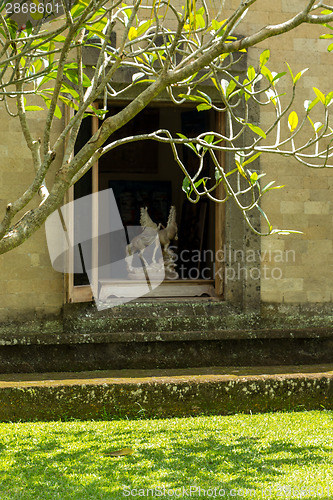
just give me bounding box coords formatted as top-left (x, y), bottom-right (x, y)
top-left (0, 411), bottom-right (332, 499)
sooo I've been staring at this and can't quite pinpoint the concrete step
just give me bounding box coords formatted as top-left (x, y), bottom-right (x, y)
top-left (1, 329), bottom-right (333, 373)
top-left (0, 364), bottom-right (333, 421)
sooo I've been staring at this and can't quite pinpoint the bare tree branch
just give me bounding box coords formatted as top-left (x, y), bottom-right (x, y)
top-left (1, 0), bottom-right (333, 253)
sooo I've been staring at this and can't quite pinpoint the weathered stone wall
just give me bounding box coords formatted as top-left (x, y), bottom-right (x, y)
top-left (243, 1), bottom-right (333, 304)
top-left (0, 1), bottom-right (332, 325)
top-left (0, 99), bottom-right (64, 321)
top-left (218, 0), bottom-right (333, 306)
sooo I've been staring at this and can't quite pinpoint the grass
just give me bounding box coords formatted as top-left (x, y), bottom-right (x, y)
top-left (0, 411), bottom-right (332, 499)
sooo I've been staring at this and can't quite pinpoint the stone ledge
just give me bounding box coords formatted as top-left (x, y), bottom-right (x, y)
top-left (0, 364), bottom-right (332, 421)
top-left (0, 326), bottom-right (333, 347)
top-left (1, 301), bottom-right (333, 342)
top-left (0, 337), bottom-right (333, 373)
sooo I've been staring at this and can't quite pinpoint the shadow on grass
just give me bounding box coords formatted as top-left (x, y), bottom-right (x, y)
top-left (0, 419), bottom-right (331, 500)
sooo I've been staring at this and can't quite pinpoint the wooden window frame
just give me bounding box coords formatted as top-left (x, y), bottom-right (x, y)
top-left (66, 104), bottom-right (225, 304)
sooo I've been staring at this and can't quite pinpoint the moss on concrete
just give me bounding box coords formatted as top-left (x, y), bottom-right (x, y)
top-left (0, 300), bottom-right (332, 373)
top-left (0, 365), bottom-right (332, 421)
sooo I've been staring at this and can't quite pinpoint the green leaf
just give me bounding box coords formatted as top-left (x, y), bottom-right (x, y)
top-left (122, 3), bottom-right (132, 21)
top-left (194, 178), bottom-right (207, 189)
top-left (313, 121), bottom-right (323, 133)
top-left (26, 21), bottom-right (32, 36)
top-left (260, 49), bottom-right (270, 68)
top-left (225, 167), bottom-right (238, 178)
top-left (182, 177), bottom-right (191, 194)
top-left (257, 205), bottom-right (272, 232)
top-left (33, 59), bottom-right (43, 73)
top-left (41, 95), bottom-right (62, 119)
top-left (243, 152), bottom-right (262, 167)
top-left (271, 71), bottom-right (286, 83)
top-left (25, 105), bottom-right (44, 111)
top-left (30, 0), bottom-right (44, 20)
top-left (53, 104), bottom-right (62, 119)
top-left (211, 18), bottom-right (225, 35)
top-left (313, 87), bottom-right (326, 104)
top-left (261, 65), bottom-right (273, 83)
top-left (247, 66), bottom-right (256, 82)
top-left (235, 153), bottom-right (247, 179)
top-left (65, 69), bottom-right (91, 88)
top-left (307, 117), bottom-right (323, 134)
top-left (261, 181), bottom-right (284, 194)
top-left (70, 0), bottom-right (89, 19)
top-left (293, 68), bottom-right (308, 85)
top-left (136, 19), bottom-right (153, 37)
top-left (178, 94), bottom-right (206, 102)
top-left (236, 160), bottom-right (247, 179)
top-left (247, 123), bottom-right (266, 139)
top-left (60, 83), bottom-right (80, 99)
top-left (307, 96), bottom-right (320, 111)
top-left (48, 41), bottom-right (55, 65)
top-left (327, 43), bottom-right (333, 52)
top-left (320, 33), bottom-right (333, 39)
top-left (235, 152), bottom-right (245, 166)
top-left (242, 78), bottom-right (251, 101)
top-left (197, 103), bottom-right (212, 111)
top-left (288, 111), bottom-right (298, 133)
top-left (270, 229), bottom-right (303, 235)
top-left (286, 62), bottom-right (294, 82)
top-left (6, 19), bottom-right (18, 40)
top-left (128, 26), bottom-right (137, 41)
top-left (215, 168), bottom-right (223, 181)
top-left (58, 95), bottom-right (79, 110)
top-left (132, 72), bottom-right (145, 82)
top-left (204, 134), bottom-right (215, 144)
top-left (325, 91), bottom-right (333, 106)
top-left (210, 77), bottom-right (219, 91)
top-left (249, 171), bottom-right (258, 185)
top-left (176, 133), bottom-right (199, 156)
top-left (53, 35), bottom-right (67, 43)
top-left (196, 13), bottom-right (206, 29)
top-left (226, 77), bottom-right (239, 98)
top-left (211, 19), bottom-right (220, 30)
top-left (197, 90), bottom-right (212, 103)
top-left (92, 108), bottom-right (108, 119)
top-left (85, 14), bottom-right (107, 34)
top-left (38, 71), bottom-right (58, 88)
top-left (86, 29), bottom-right (106, 41)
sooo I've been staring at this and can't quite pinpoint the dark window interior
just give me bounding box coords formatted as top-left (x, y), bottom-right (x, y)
top-left (73, 105), bottom-right (217, 284)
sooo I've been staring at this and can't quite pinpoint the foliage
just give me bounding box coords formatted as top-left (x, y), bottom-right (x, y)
top-left (1, 0), bottom-right (333, 252)
top-left (0, 411), bottom-right (331, 498)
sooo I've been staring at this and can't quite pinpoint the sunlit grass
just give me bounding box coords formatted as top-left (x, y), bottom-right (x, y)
top-left (0, 411), bottom-right (332, 499)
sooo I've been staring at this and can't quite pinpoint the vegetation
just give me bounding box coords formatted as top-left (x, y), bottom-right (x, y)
top-left (0, 411), bottom-right (332, 499)
top-left (1, 0), bottom-right (333, 253)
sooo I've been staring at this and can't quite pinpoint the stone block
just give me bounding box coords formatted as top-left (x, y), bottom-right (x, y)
top-left (283, 265), bottom-right (306, 279)
top-left (260, 290), bottom-right (283, 303)
top-left (280, 201), bottom-right (304, 214)
top-left (307, 240), bottom-right (332, 254)
top-left (283, 291), bottom-right (307, 303)
top-left (304, 201), bottom-right (330, 215)
top-left (282, 214), bottom-right (308, 230)
top-left (306, 291), bottom-right (331, 303)
top-left (303, 226), bottom-right (332, 240)
top-left (309, 189), bottom-right (332, 202)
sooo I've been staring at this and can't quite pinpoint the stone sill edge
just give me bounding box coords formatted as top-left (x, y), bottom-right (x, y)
top-left (0, 326), bottom-right (333, 347)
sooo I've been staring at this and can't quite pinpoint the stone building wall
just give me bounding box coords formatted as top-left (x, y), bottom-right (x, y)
top-left (0, 101), bottom-right (64, 321)
top-left (243, 0), bottom-right (333, 304)
top-left (0, 0), bottom-right (332, 323)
